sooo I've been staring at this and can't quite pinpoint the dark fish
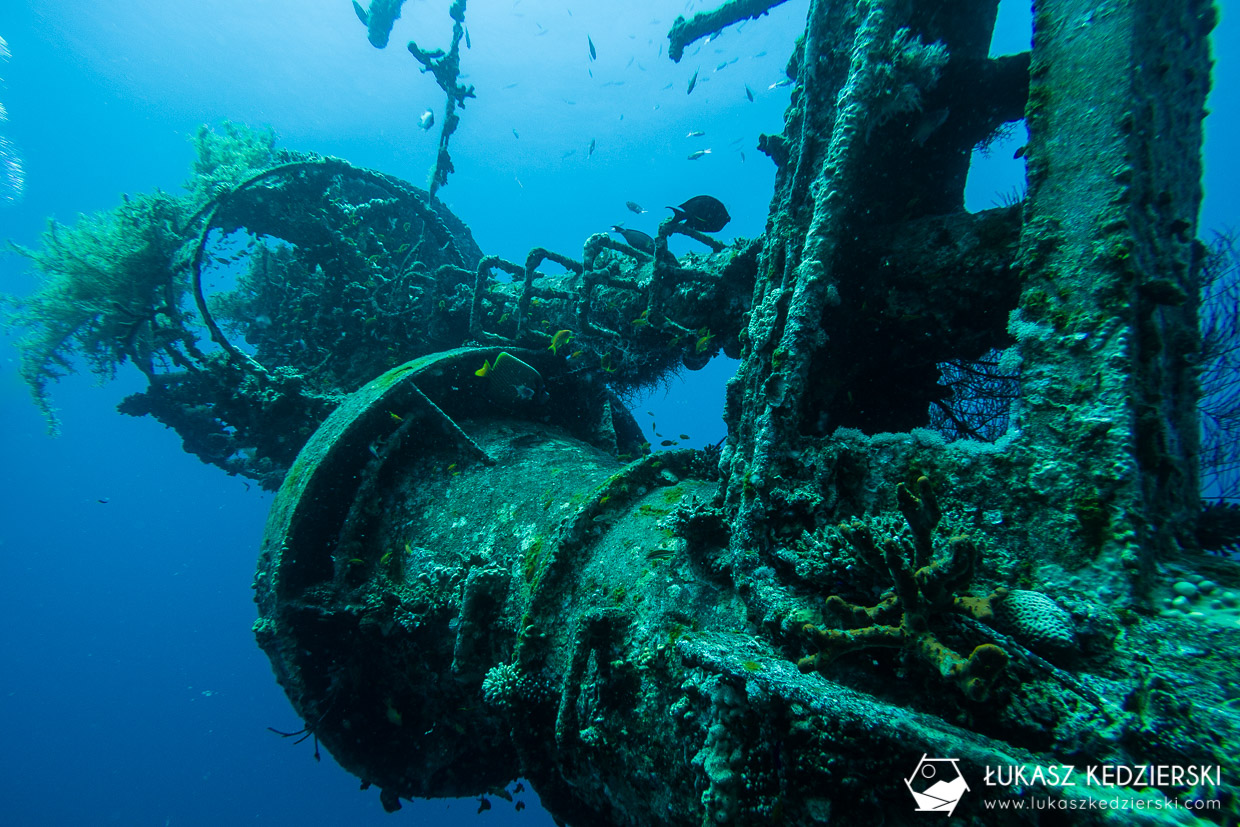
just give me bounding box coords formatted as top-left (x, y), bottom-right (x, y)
top-left (588, 35), bottom-right (597, 60)
top-left (667, 195), bottom-right (731, 233)
top-left (611, 225), bottom-right (655, 254)
top-left (626, 201), bottom-right (646, 214)
top-left (745, 84), bottom-right (754, 102)
top-left (687, 149), bottom-right (712, 160)
top-left (465, 26), bottom-right (471, 49)
top-left (687, 68), bottom-right (699, 94)
top-left (588, 138), bottom-right (596, 158)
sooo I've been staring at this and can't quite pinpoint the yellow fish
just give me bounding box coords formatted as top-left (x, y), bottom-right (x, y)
top-left (475, 359), bottom-right (491, 377)
top-left (695, 329), bottom-right (715, 354)
top-left (549, 329), bottom-right (574, 354)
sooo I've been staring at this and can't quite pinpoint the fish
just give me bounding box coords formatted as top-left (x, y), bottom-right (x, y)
top-left (625, 201), bottom-right (646, 214)
top-left (588, 35), bottom-right (597, 60)
top-left (667, 195), bottom-right (731, 233)
top-left (679, 434), bottom-right (690, 440)
top-left (419, 109), bottom-right (435, 130)
top-left (562, 149), bottom-right (577, 159)
top-left (745, 84), bottom-right (754, 102)
top-left (768, 78), bottom-right (793, 90)
top-left (588, 138), bottom-right (596, 158)
top-left (512, 128), bottom-right (520, 139)
top-left (912, 107), bottom-right (950, 146)
top-left (464, 25), bottom-right (471, 49)
top-left (716, 60), bottom-right (728, 71)
top-left (687, 149), bottom-right (712, 160)
top-left (687, 68), bottom-right (699, 94)
top-left (686, 130), bottom-right (705, 137)
top-left (548, 329), bottom-right (574, 354)
top-left (695, 330), bottom-right (715, 353)
top-left (610, 226), bottom-right (655, 254)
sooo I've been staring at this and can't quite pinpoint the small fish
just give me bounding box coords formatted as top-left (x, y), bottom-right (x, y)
top-left (687, 68), bottom-right (699, 95)
top-left (464, 26), bottom-right (471, 49)
top-left (744, 84), bottom-right (754, 102)
top-left (512, 128), bottom-right (520, 139)
top-left (687, 149), bottom-right (712, 160)
top-left (568, 349), bottom-right (584, 361)
top-left (562, 148), bottom-right (577, 159)
top-left (588, 138), bottom-right (596, 158)
top-left (679, 434), bottom-right (690, 440)
top-left (660, 439), bottom-right (678, 447)
top-left (768, 78), bottom-right (793, 90)
top-left (695, 329), bottom-right (716, 353)
top-left (503, 82), bottom-right (520, 89)
top-left (667, 195), bottom-right (731, 232)
top-left (610, 225), bottom-right (655, 254)
top-left (588, 35), bottom-right (597, 60)
top-left (419, 109), bottom-right (435, 130)
top-left (912, 107), bottom-right (949, 146)
top-left (715, 60), bottom-right (728, 71)
top-left (625, 56), bottom-right (634, 68)
top-left (686, 130), bottom-right (705, 137)
top-left (625, 200), bottom-right (645, 214)
top-left (548, 329), bottom-right (574, 354)
top-left (475, 359), bottom-right (492, 377)
top-left (389, 411), bottom-right (404, 422)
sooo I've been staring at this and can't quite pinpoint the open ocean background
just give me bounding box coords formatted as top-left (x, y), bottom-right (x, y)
top-left (0, 1), bottom-right (1235, 824)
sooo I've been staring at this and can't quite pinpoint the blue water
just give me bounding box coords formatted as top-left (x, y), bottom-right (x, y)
top-left (0, 2), bottom-right (1236, 825)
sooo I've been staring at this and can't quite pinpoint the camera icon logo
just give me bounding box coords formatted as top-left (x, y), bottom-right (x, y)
top-left (905, 754), bottom-right (970, 816)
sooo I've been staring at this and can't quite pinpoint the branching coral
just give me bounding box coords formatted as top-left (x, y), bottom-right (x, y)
top-left (7, 191), bottom-right (193, 430)
top-left (798, 477), bottom-right (1009, 700)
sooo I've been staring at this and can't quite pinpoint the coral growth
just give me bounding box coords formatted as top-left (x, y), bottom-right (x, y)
top-left (798, 477), bottom-right (1009, 700)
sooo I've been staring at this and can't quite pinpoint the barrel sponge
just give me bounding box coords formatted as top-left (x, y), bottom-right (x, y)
top-left (993, 589), bottom-right (1076, 657)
